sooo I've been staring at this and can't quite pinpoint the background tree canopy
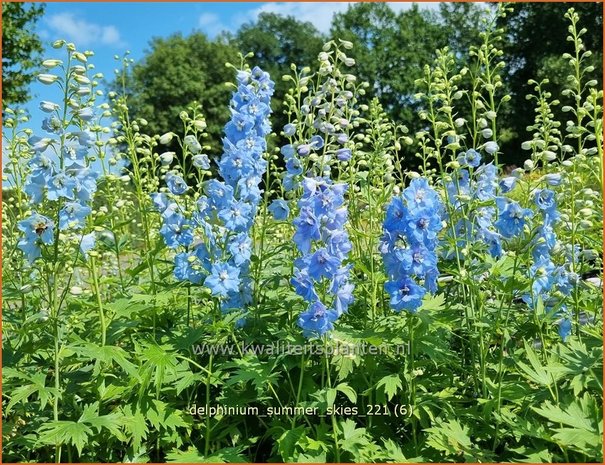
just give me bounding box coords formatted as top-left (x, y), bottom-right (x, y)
top-left (118, 2), bottom-right (602, 167)
top-left (2, 2), bottom-right (46, 106)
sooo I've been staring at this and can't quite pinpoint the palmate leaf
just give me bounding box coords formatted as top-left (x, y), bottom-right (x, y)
top-left (532, 399), bottom-right (596, 430)
top-left (335, 382), bottom-right (357, 403)
top-left (516, 340), bottom-right (563, 386)
top-left (382, 438), bottom-right (409, 462)
top-left (425, 418), bottom-right (472, 456)
top-left (532, 395), bottom-right (602, 455)
top-left (37, 420), bottom-right (92, 456)
top-left (376, 374), bottom-right (402, 401)
top-left (74, 343), bottom-right (139, 379)
top-left (79, 402), bottom-right (126, 440)
top-left (165, 447), bottom-right (207, 463)
top-left (166, 446), bottom-right (248, 463)
top-left (5, 371), bottom-right (59, 414)
top-left (121, 405), bottom-right (148, 450)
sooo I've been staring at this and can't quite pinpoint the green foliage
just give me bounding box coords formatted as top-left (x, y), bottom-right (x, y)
top-left (121, 33), bottom-right (238, 153)
top-left (1, 1), bottom-right (45, 105)
top-left (2, 5), bottom-right (603, 464)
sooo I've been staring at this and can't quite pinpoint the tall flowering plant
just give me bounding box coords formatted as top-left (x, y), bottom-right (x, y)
top-left (154, 65), bottom-right (274, 320)
top-left (9, 40), bottom-right (107, 462)
top-left (274, 41), bottom-right (362, 338)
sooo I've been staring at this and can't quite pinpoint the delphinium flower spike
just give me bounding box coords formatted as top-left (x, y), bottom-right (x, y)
top-left (154, 65), bottom-right (275, 321)
top-left (278, 41), bottom-right (360, 337)
top-left (381, 178), bottom-right (444, 313)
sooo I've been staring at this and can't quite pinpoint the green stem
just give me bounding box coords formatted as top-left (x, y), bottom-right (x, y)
top-left (90, 256), bottom-right (106, 346)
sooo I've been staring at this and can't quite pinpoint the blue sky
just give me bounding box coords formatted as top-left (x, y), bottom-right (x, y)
top-left (7, 2), bottom-right (438, 170)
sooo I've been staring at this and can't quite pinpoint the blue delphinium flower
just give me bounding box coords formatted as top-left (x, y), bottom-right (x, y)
top-left (298, 301), bottom-right (338, 338)
top-left (292, 177), bottom-right (354, 337)
top-left (205, 262), bottom-right (241, 297)
top-left (558, 317), bottom-right (572, 342)
top-left (174, 66), bottom-right (275, 316)
top-left (59, 202), bottom-right (92, 230)
top-left (458, 149), bottom-right (481, 168)
top-left (166, 172), bottom-right (188, 195)
top-left (19, 96), bottom-right (99, 263)
top-left (494, 197), bottom-right (533, 239)
top-left (160, 213), bottom-right (194, 249)
top-left (154, 66), bottom-right (274, 318)
top-left (17, 214), bottom-right (55, 262)
top-left (441, 159), bottom-right (506, 260)
top-left (523, 185), bottom-right (576, 340)
top-left (381, 177), bottom-right (444, 313)
top-left (80, 232), bottom-right (96, 258)
top-left (268, 199), bottom-right (290, 220)
top-left (385, 277), bottom-right (426, 312)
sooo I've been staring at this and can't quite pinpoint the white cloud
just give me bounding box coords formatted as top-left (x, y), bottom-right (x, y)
top-left (242, 2), bottom-right (438, 33)
top-left (198, 12), bottom-right (227, 37)
top-left (45, 13), bottom-right (124, 48)
top-left (248, 2), bottom-right (351, 32)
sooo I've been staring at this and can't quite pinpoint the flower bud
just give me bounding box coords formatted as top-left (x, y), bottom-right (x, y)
top-left (39, 101), bottom-right (60, 113)
top-left (42, 59), bottom-right (63, 69)
top-left (524, 159), bottom-right (534, 171)
top-left (184, 135), bottom-right (202, 154)
top-left (73, 52), bottom-right (87, 63)
top-left (74, 74), bottom-right (90, 85)
top-left (481, 128), bottom-right (493, 139)
top-left (38, 74), bottom-right (59, 84)
top-left (70, 286), bottom-right (83, 295)
top-left (159, 132), bottom-right (174, 145)
top-left (193, 120), bottom-right (207, 131)
top-left (544, 173), bottom-right (562, 186)
top-left (484, 141), bottom-right (499, 155)
top-left (159, 151), bottom-right (175, 166)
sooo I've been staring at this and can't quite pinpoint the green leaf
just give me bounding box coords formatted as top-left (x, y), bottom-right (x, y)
top-left (121, 406), bottom-right (148, 450)
top-left (335, 382), bottom-right (357, 404)
top-left (421, 292), bottom-right (445, 311)
top-left (376, 374), bottom-right (402, 401)
top-left (516, 341), bottom-right (552, 386)
top-left (37, 421), bottom-right (92, 456)
top-left (278, 425), bottom-right (306, 461)
top-left (426, 418), bottom-right (472, 455)
top-left (166, 447), bottom-right (207, 463)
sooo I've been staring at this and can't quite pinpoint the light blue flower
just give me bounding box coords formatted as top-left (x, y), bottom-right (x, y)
top-left (166, 172), bottom-right (188, 195)
top-left (59, 202), bottom-right (91, 230)
top-left (268, 199), bottom-right (290, 220)
top-left (205, 262), bottom-right (241, 297)
top-left (298, 301), bottom-right (338, 337)
top-left (80, 232), bottom-right (96, 257)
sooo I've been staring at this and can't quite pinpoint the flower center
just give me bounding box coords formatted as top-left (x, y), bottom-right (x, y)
top-left (34, 222), bottom-right (48, 235)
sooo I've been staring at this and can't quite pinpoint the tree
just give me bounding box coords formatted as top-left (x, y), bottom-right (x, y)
top-left (121, 14), bottom-right (325, 151)
top-left (497, 2), bottom-right (603, 163)
top-left (330, 3), bottom-right (485, 161)
top-left (2, 2), bottom-right (46, 106)
top-left (124, 32), bottom-right (238, 151)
